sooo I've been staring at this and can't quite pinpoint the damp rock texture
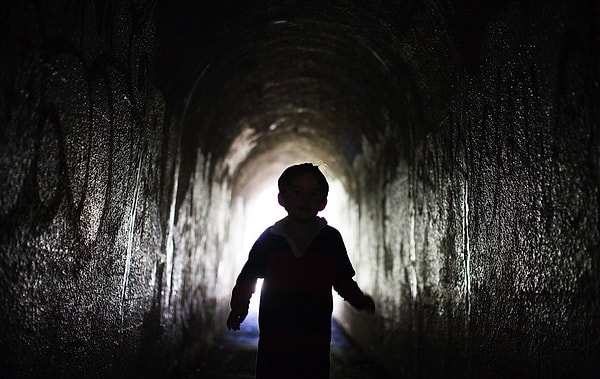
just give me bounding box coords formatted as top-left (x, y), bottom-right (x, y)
top-left (1, 1), bottom-right (599, 378)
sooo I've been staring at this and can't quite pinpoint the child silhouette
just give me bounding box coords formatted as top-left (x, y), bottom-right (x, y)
top-left (227, 163), bottom-right (375, 379)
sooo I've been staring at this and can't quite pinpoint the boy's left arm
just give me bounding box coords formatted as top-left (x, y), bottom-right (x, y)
top-left (331, 228), bottom-right (375, 313)
top-left (334, 278), bottom-right (375, 313)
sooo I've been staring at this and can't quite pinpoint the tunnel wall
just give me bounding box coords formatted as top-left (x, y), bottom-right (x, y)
top-left (1, 1), bottom-right (599, 379)
top-left (336, 2), bottom-right (600, 378)
top-left (0, 1), bottom-right (233, 377)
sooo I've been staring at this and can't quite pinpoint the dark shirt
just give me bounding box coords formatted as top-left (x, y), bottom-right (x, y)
top-left (230, 219), bottom-right (367, 378)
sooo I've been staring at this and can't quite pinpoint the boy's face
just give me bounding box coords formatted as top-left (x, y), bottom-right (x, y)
top-left (278, 173), bottom-right (327, 223)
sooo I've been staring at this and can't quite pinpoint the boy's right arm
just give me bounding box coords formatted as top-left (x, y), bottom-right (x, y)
top-left (226, 309), bottom-right (247, 331)
top-left (227, 273), bottom-right (256, 331)
top-left (227, 232), bottom-right (268, 331)
top-left (227, 238), bottom-right (266, 331)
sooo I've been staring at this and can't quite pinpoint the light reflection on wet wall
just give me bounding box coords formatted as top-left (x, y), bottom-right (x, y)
top-left (1, 1), bottom-right (599, 378)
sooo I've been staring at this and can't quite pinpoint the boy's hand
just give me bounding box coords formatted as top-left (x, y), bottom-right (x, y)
top-left (358, 295), bottom-right (376, 314)
top-left (226, 310), bottom-right (248, 331)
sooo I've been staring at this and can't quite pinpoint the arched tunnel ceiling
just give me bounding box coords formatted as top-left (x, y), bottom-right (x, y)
top-left (156, 1), bottom-right (433, 199)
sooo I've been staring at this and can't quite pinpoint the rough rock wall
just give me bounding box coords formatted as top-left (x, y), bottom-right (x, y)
top-left (338, 2), bottom-right (600, 378)
top-left (0, 1), bottom-right (230, 377)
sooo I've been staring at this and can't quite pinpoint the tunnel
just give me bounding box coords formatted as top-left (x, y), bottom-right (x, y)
top-left (1, 0), bottom-right (599, 378)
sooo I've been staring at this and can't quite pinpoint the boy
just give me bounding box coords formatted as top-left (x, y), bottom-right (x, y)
top-left (227, 163), bottom-right (375, 379)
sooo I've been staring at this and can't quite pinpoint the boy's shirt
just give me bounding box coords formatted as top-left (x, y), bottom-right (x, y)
top-left (230, 217), bottom-right (367, 353)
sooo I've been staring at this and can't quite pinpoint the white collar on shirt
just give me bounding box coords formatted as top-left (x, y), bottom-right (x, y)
top-left (269, 217), bottom-right (328, 257)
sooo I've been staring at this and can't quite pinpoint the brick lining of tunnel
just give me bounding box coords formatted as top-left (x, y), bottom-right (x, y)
top-left (1, 1), bottom-right (599, 378)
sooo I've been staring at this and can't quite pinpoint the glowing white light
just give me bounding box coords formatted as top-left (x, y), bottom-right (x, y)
top-left (248, 279), bottom-right (263, 313)
top-left (241, 185), bottom-right (286, 253)
top-left (320, 179), bottom-right (347, 230)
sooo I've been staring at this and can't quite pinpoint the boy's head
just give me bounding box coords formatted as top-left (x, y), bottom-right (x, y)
top-left (277, 163), bottom-right (329, 219)
top-left (277, 163), bottom-right (329, 199)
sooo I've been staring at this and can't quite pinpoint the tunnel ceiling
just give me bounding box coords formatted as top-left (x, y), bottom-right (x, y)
top-left (155, 0), bottom-right (444, 198)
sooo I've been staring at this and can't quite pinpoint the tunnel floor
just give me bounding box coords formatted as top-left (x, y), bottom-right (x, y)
top-left (180, 308), bottom-right (393, 378)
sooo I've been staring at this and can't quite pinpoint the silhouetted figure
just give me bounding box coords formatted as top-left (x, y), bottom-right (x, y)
top-left (227, 163), bottom-right (375, 379)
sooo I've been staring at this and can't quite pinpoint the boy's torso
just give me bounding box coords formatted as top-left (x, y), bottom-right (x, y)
top-left (256, 227), bottom-right (343, 351)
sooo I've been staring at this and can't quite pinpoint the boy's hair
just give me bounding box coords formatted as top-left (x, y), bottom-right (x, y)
top-left (278, 163), bottom-right (329, 198)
